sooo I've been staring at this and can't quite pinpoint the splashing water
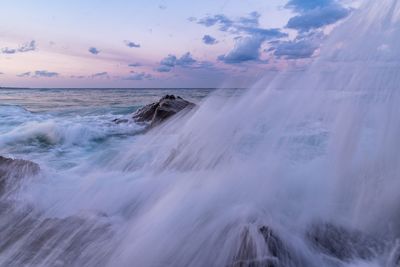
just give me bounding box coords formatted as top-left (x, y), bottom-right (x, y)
top-left (1, 1), bottom-right (400, 266)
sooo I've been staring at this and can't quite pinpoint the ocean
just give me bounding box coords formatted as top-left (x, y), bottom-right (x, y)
top-left (0, 88), bottom-right (214, 169)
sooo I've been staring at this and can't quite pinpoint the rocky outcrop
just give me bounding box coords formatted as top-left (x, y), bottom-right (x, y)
top-left (230, 223), bottom-right (388, 267)
top-left (230, 226), bottom-right (309, 267)
top-left (0, 201), bottom-right (113, 267)
top-left (0, 156), bottom-right (114, 266)
top-left (0, 156), bottom-right (40, 197)
top-left (133, 95), bottom-right (195, 126)
top-left (113, 95), bottom-right (195, 127)
top-left (307, 223), bottom-right (385, 262)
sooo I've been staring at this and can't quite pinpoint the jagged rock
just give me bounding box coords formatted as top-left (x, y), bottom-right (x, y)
top-left (132, 95), bottom-right (195, 127)
top-left (230, 226), bottom-right (308, 267)
top-left (0, 156), bottom-right (40, 197)
top-left (307, 223), bottom-right (385, 262)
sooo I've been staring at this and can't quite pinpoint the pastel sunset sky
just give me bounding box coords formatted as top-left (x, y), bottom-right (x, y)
top-left (0, 0), bottom-right (358, 88)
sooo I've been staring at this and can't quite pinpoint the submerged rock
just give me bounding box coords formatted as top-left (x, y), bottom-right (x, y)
top-left (307, 223), bottom-right (385, 262)
top-left (0, 156), bottom-right (40, 197)
top-left (114, 95), bottom-right (195, 127)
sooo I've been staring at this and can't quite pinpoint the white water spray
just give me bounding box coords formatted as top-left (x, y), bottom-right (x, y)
top-left (1, 1), bottom-right (400, 266)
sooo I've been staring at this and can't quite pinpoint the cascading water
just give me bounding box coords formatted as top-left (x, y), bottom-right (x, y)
top-left (1, 0), bottom-right (400, 266)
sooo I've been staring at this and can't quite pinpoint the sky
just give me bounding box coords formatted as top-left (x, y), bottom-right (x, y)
top-left (0, 0), bottom-right (359, 88)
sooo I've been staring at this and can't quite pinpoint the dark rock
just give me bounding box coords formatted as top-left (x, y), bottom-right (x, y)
top-left (0, 157), bottom-right (113, 266)
top-left (0, 156), bottom-right (40, 197)
top-left (0, 200), bottom-right (113, 267)
top-left (6, 215), bottom-right (113, 266)
top-left (112, 118), bottom-right (129, 124)
top-left (230, 226), bottom-right (309, 267)
top-left (132, 95), bottom-right (195, 127)
top-left (307, 223), bottom-right (385, 262)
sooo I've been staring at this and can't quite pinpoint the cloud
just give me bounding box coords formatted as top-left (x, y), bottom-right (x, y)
top-left (124, 72), bottom-right (152, 80)
top-left (124, 40), bottom-right (141, 48)
top-left (128, 63), bottom-right (142, 67)
top-left (34, 70), bottom-right (59, 78)
top-left (285, 0), bottom-right (333, 12)
top-left (159, 5), bottom-right (167, 10)
top-left (156, 65), bottom-right (173, 72)
top-left (18, 40), bottom-right (36, 52)
top-left (196, 12), bottom-right (286, 65)
top-left (287, 5), bottom-right (350, 32)
top-left (70, 75), bottom-right (86, 79)
top-left (156, 52), bottom-right (197, 72)
top-left (1, 40), bottom-right (36, 54)
top-left (202, 35), bottom-right (217, 45)
top-left (1, 48), bottom-right (16, 54)
top-left (270, 31), bottom-right (324, 59)
top-left (17, 72), bottom-right (31, 77)
top-left (196, 12), bottom-right (286, 40)
top-left (91, 72), bottom-right (109, 78)
top-left (89, 47), bottom-right (100, 55)
top-left (273, 40), bottom-right (319, 59)
top-left (0, 72), bottom-right (4, 75)
top-left (160, 54), bottom-right (177, 67)
top-left (16, 70), bottom-right (58, 78)
top-left (285, 0), bottom-right (351, 32)
top-left (218, 36), bottom-right (265, 64)
top-left (176, 52), bottom-right (196, 66)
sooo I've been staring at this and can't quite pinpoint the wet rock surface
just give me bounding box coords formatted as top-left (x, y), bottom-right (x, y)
top-left (133, 94), bottom-right (195, 126)
top-left (114, 95), bottom-right (195, 127)
top-left (0, 156), bottom-right (40, 197)
top-left (230, 223), bottom-right (389, 267)
top-left (307, 223), bottom-right (385, 262)
top-left (0, 200), bottom-right (114, 267)
top-left (0, 156), bottom-right (114, 267)
top-left (230, 226), bottom-right (309, 267)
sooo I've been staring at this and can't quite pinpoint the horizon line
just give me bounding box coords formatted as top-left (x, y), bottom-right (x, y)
top-left (0, 86), bottom-right (246, 90)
